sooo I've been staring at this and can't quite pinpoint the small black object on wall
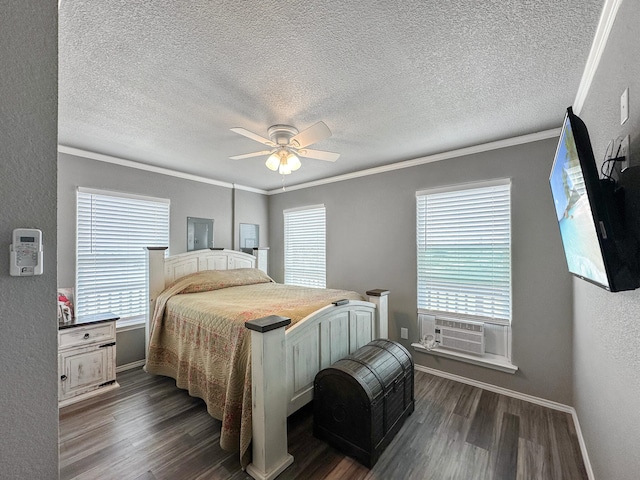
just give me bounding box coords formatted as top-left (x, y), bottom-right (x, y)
top-left (618, 165), bottom-right (640, 251)
top-left (313, 339), bottom-right (414, 468)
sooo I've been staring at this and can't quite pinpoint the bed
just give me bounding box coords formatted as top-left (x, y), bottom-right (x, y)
top-left (144, 248), bottom-right (389, 480)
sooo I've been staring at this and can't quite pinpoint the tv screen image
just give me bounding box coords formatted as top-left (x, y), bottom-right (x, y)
top-left (550, 113), bottom-right (609, 288)
top-left (549, 107), bottom-right (640, 292)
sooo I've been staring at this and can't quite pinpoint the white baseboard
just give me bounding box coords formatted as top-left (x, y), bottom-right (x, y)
top-left (414, 365), bottom-right (594, 480)
top-left (116, 359), bottom-right (146, 373)
top-left (569, 409), bottom-right (595, 480)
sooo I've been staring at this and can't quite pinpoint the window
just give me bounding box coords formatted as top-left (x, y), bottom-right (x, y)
top-left (284, 204), bottom-right (326, 288)
top-left (76, 188), bottom-right (170, 327)
top-left (416, 180), bottom-right (511, 324)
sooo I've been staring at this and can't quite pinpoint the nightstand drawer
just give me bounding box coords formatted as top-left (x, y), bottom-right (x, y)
top-left (58, 322), bottom-right (115, 349)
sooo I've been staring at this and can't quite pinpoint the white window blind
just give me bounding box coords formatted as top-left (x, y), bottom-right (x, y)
top-left (76, 188), bottom-right (170, 324)
top-left (417, 180), bottom-right (511, 324)
top-left (284, 204), bottom-right (326, 288)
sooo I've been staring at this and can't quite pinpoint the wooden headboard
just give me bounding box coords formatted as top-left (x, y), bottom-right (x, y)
top-left (144, 247), bottom-right (257, 357)
top-left (161, 248), bottom-right (255, 285)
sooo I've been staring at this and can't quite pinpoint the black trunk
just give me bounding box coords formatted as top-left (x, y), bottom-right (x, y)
top-left (313, 339), bottom-right (414, 468)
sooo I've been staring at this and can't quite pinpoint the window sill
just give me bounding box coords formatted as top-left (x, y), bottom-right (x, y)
top-left (411, 342), bottom-right (518, 374)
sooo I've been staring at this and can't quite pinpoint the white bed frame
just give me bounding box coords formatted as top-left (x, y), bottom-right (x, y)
top-left (145, 248), bottom-right (389, 480)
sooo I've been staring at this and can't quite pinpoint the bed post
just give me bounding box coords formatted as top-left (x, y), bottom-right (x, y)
top-left (145, 247), bottom-right (168, 362)
top-left (245, 315), bottom-right (294, 480)
top-left (366, 289), bottom-right (390, 339)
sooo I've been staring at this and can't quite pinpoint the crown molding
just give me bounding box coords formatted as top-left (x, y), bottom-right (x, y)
top-left (57, 145), bottom-right (268, 194)
top-left (60, 129), bottom-right (558, 197)
top-left (573, 0), bottom-right (623, 115)
top-left (232, 183), bottom-right (269, 194)
top-left (268, 128), bottom-right (560, 195)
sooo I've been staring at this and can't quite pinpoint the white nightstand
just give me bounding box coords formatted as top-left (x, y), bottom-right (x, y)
top-left (58, 312), bottom-right (120, 407)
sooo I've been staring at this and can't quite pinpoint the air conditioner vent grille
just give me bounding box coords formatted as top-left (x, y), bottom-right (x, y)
top-left (436, 318), bottom-right (483, 333)
top-left (436, 318), bottom-right (485, 355)
top-left (440, 337), bottom-right (484, 355)
top-left (442, 329), bottom-right (482, 343)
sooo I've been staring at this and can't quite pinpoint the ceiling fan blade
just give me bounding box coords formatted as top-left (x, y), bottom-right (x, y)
top-left (297, 148), bottom-right (340, 162)
top-left (230, 127), bottom-right (275, 147)
top-left (290, 121), bottom-right (332, 148)
top-left (229, 150), bottom-right (272, 160)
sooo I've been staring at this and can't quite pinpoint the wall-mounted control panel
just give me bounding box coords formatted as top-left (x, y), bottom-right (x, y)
top-left (10, 228), bottom-right (43, 276)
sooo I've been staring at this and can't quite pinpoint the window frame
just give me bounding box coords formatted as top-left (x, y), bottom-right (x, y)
top-left (416, 178), bottom-right (512, 326)
top-left (283, 204), bottom-right (326, 288)
top-left (75, 187), bottom-right (170, 328)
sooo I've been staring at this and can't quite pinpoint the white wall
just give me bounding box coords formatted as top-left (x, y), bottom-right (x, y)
top-left (573, 0), bottom-right (640, 478)
top-left (269, 137), bottom-right (576, 405)
top-left (0, 1), bottom-right (58, 476)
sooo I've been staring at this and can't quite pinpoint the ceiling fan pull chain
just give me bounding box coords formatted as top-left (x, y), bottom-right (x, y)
top-left (281, 174), bottom-right (287, 191)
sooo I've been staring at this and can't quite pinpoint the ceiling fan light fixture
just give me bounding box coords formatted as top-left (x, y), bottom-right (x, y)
top-left (287, 152), bottom-right (301, 171)
top-left (278, 161), bottom-right (292, 175)
top-left (277, 150), bottom-right (292, 175)
top-left (265, 153), bottom-right (280, 171)
top-left (267, 148), bottom-right (300, 175)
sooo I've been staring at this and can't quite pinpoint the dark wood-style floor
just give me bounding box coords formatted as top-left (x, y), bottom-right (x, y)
top-left (59, 368), bottom-right (588, 480)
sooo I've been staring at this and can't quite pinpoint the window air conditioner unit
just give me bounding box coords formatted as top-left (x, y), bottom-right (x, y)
top-left (435, 318), bottom-right (485, 355)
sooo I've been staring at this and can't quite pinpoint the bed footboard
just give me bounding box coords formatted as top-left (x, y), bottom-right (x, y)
top-left (245, 290), bottom-right (389, 480)
top-left (245, 316), bottom-right (294, 480)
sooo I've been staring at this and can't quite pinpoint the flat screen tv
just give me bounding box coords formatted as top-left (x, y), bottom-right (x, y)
top-left (549, 107), bottom-right (639, 292)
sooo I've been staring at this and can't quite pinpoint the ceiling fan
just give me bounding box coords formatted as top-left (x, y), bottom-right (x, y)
top-left (229, 121), bottom-right (340, 175)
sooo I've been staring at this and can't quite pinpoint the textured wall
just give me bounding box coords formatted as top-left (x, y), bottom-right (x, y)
top-left (573, 0), bottom-right (640, 478)
top-left (269, 138), bottom-right (575, 404)
top-left (0, 0), bottom-right (58, 477)
top-left (57, 153), bottom-right (269, 366)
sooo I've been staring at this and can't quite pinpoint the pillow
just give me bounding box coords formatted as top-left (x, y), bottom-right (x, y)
top-left (169, 268), bottom-right (273, 294)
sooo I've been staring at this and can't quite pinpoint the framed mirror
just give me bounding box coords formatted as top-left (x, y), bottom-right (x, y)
top-left (187, 217), bottom-right (214, 251)
top-left (239, 223), bottom-right (259, 249)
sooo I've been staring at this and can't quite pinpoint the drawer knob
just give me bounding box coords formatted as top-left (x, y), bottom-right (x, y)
top-left (83, 333), bottom-right (90, 339)
top-left (60, 375), bottom-right (67, 381)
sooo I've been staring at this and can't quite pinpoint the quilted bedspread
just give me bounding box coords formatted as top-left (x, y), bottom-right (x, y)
top-left (144, 268), bottom-right (364, 467)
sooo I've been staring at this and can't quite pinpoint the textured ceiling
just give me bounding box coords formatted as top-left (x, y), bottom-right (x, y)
top-left (58, 0), bottom-right (604, 191)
